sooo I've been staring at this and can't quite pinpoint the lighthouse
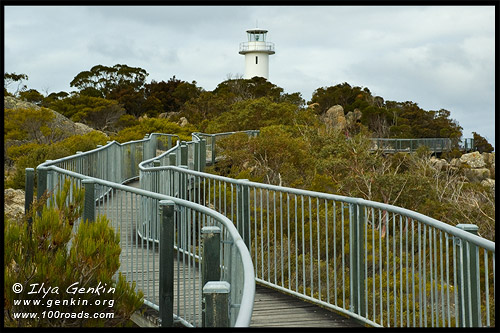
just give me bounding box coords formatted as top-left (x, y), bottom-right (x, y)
top-left (239, 28), bottom-right (275, 80)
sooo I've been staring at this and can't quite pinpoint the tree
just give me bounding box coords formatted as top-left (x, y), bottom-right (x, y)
top-left (204, 97), bottom-right (309, 133)
top-left (179, 91), bottom-right (229, 127)
top-left (473, 132), bottom-right (494, 153)
top-left (4, 72), bottom-right (29, 96)
top-left (70, 64), bottom-right (149, 99)
top-left (19, 89), bottom-right (45, 105)
top-left (4, 107), bottom-right (57, 143)
top-left (310, 82), bottom-right (365, 114)
top-left (213, 76), bottom-right (284, 104)
top-left (144, 77), bottom-right (202, 115)
top-left (42, 91), bottom-right (69, 108)
top-left (49, 94), bottom-right (125, 131)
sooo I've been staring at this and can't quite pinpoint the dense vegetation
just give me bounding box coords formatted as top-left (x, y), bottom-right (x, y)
top-left (4, 66), bottom-right (495, 240)
top-left (4, 65), bottom-right (495, 327)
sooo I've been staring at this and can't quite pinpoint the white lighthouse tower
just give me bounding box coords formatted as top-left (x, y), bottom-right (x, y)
top-left (239, 28), bottom-right (275, 80)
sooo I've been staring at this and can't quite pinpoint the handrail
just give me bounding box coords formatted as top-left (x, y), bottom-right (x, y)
top-left (35, 132), bottom-right (255, 327)
top-left (139, 131), bottom-right (495, 328)
top-left (147, 166), bottom-right (494, 252)
top-left (369, 137), bottom-right (475, 153)
top-left (35, 129), bottom-right (495, 327)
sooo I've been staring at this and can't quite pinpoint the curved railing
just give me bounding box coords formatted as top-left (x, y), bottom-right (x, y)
top-left (138, 131), bottom-right (495, 328)
top-left (34, 133), bottom-right (256, 327)
top-left (33, 130), bottom-right (495, 327)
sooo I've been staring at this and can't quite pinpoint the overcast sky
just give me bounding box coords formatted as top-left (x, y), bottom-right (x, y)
top-left (4, 5), bottom-right (496, 148)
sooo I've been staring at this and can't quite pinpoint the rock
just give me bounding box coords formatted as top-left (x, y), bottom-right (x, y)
top-left (178, 117), bottom-right (189, 127)
top-left (323, 105), bottom-right (346, 133)
top-left (450, 158), bottom-right (461, 168)
top-left (460, 151), bottom-right (486, 168)
top-left (464, 168), bottom-right (491, 183)
top-left (481, 178), bottom-right (495, 190)
top-left (4, 188), bottom-right (25, 221)
top-left (307, 102), bottom-right (320, 111)
top-left (74, 122), bottom-right (94, 136)
top-left (482, 152), bottom-right (495, 166)
top-left (430, 156), bottom-right (449, 171)
top-left (345, 109), bottom-right (362, 125)
top-left (158, 112), bottom-right (177, 119)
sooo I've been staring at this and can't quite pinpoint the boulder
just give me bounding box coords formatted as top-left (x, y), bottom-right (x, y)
top-left (74, 122), bottom-right (94, 136)
top-left (158, 112), bottom-right (177, 119)
top-left (450, 158), bottom-right (461, 168)
top-left (481, 178), bottom-right (495, 191)
top-left (324, 105), bottom-right (346, 133)
top-left (482, 152), bottom-right (495, 166)
top-left (464, 168), bottom-right (491, 183)
top-left (460, 151), bottom-right (486, 168)
top-left (307, 102), bottom-right (320, 112)
top-left (345, 108), bottom-right (362, 128)
top-left (4, 188), bottom-right (25, 221)
top-left (430, 156), bottom-right (449, 171)
top-left (178, 117), bottom-right (189, 127)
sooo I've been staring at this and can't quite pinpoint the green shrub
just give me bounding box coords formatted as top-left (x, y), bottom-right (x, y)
top-left (111, 118), bottom-right (194, 143)
top-left (5, 131), bottom-right (108, 190)
top-left (4, 180), bottom-right (143, 327)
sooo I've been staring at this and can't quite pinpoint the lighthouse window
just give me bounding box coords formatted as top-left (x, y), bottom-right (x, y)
top-left (256, 56), bottom-right (258, 64)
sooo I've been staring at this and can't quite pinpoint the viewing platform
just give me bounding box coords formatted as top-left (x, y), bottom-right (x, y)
top-left (369, 137), bottom-right (475, 154)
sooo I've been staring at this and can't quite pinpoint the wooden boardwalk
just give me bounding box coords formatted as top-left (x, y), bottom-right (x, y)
top-left (100, 181), bottom-right (362, 328)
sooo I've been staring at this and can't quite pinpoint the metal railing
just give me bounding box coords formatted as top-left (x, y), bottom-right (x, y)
top-left (239, 42), bottom-right (275, 53)
top-left (460, 138), bottom-right (475, 152)
top-left (33, 130), bottom-right (495, 327)
top-left (33, 133), bottom-right (256, 327)
top-left (139, 132), bottom-right (495, 328)
top-left (370, 138), bottom-right (453, 153)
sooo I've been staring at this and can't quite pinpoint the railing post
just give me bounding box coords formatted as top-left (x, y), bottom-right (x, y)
top-left (159, 200), bottom-right (175, 327)
top-left (194, 140), bottom-right (200, 171)
top-left (349, 202), bottom-right (365, 317)
top-left (82, 179), bottom-right (95, 223)
top-left (180, 141), bottom-right (188, 166)
top-left (455, 224), bottom-right (480, 327)
top-left (236, 180), bottom-right (250, 248)
top-left (178, 165), bottom-right (188, 200)
top-left (130, 144), bottom-right (136, 177)
top-left (211, 135), bottom-right (216, 165)
top-left (106, 141), bottom-right (113, 181)
top-left (203, 281), bottom-right (231, 327)
top-left (36, 166), bottom-right (48, 201)
top-left (202, 226), bottom-right (221, 287)
top-left (200, 139), bottom-right (206, 172)
top-left (178, 165), bottom-right (188, 249)
top-left (167, 135), bottom-right (172, 150)
top-left (168, 152), bottom-right (177, 166)
top-left (143, 134), bottom-right (149, 162)
top-left (25, 168), bottom-right (35, 219)
top-left (115, 144), bottom-right (123, 182)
